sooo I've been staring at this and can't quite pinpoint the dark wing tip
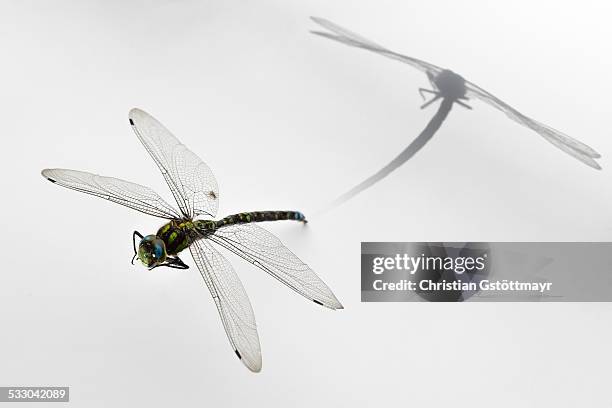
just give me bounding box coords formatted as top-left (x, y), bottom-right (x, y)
top-left (128, 108), bottom-right (147, 123)
top-left (41, 169), bottom-right (56, 183)
top-left (314, 298), bottom-right (344, 310)
top-left (235, 349), bottom-right (261, 372)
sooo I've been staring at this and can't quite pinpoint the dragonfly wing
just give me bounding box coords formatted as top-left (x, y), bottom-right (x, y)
top-left (41, 168), bottom-right (181, 219)
top-left (310, 17), bottom-right (443, 75)
top-left (128, 108), bottom-right (220, 219)
top-left (310, 16), bottom-right (385, 49)
top-left (210, 224), bottom-right (343, 310)
top-left (465, 81), bottom-right (602, 169)
top-left (189, 236), bottom-right (262, 373)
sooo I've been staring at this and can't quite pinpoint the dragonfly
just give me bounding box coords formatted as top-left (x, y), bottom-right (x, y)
top-left (41, 108), bottom-right (343, 372)
top-left (310, 17), bottom-right (602, 170)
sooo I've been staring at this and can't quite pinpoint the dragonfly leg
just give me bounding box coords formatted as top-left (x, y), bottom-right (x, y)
top-left (420, 94), bottom-right (442, 109)
top-left (148, 256), bottom-right (189, 270)
top-left (163, 256), bottom-right (190, 270)
top-left (418, 88), bottom-right (438, 101)
top-left (131, 230), bottom-right (144, 265)
top-left (454, 99), bottom-right (473, 110)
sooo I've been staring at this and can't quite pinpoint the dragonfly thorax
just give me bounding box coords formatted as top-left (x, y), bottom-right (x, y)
top-left (156, 220), bottom-right (195, 255)
top-left (433, 69), bottom-right (467, 100)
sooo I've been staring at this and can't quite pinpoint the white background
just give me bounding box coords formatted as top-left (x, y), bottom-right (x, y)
top-left (1, 0), bottom-right (611, 406)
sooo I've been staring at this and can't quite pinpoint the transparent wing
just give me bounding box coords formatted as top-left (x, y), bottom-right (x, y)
top-left (189, 236), bottom-right (262, 372)
top-left (41, 168), bottom-right (181, 219)
top-left (310, 16), bottom-right (443, 76)
top-left (210, 224), bottom-right (343, 310)
top-left (465, 81), bottom-right (602, 169)
top-left (128, 108), bottom-right (219, 219)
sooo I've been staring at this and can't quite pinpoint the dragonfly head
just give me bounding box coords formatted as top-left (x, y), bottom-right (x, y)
top-left (136, 235), bottom-right (168, 268)
top-left (433, 69), bottom-right (467, 100)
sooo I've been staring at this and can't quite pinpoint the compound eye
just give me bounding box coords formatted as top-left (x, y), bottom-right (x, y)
top-left (153, 242), bottom-right (163, 258)
top-left (138, 235), bottom-right (167, 267)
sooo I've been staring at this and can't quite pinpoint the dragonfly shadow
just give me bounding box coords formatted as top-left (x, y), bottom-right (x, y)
top-left (322, 98), bottom-right (454, 212)
top-left (311, 16), bottom-right (602, 213)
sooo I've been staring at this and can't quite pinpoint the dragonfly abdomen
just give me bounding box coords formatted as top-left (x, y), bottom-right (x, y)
top-left (214, 211), bottom-right (306, 229)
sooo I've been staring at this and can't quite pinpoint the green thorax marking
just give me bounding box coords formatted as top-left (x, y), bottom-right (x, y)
top-left (156, 220), bottom-right (194, 255)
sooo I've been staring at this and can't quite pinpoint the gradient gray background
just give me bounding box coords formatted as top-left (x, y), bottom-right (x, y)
top-left (1, 0), bottom-right (612, 406)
